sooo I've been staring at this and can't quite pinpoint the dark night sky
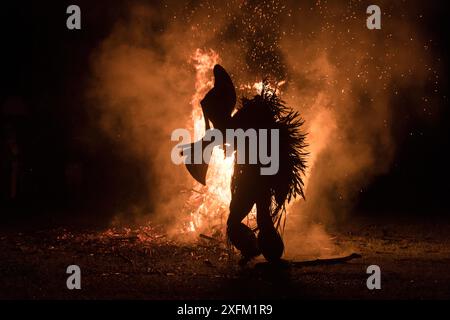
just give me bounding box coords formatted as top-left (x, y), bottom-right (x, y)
top-left (0, 1), bottom-right (449, 223)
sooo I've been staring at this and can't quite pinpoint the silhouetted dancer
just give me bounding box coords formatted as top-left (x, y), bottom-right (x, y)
top-left (189, 65), bottom-right (308, 264)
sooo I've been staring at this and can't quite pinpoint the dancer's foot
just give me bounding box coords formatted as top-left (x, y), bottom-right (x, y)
top-left (258, 228), bottom-right (284, 262)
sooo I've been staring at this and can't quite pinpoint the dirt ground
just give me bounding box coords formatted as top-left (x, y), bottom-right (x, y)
top-left (1, 216), bottom-right (450, 300)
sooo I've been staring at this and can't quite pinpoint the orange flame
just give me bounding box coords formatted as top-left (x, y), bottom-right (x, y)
top-left (183, 49), bottom-right (236, 236)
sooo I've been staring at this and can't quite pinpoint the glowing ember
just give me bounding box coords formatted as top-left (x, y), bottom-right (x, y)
top-left (239, 80), bottom-right (286, 96)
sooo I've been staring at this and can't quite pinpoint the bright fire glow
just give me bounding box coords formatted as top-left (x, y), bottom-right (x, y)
top-left (184, 49), bottom-right (236, 237)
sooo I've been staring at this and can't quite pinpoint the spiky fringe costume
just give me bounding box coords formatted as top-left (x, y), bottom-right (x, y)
top-left (231, 81), bottom-right (308, 232)
top-left (199, 65), bottom-right (307, 262)
top-left (225, 81), bottom-right (307, 262)
top-left (231, 80), bottom-right (308, 229)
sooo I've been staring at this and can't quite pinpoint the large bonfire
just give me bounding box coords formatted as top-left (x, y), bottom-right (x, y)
top-left (182, 49), bottom-right (237, 237)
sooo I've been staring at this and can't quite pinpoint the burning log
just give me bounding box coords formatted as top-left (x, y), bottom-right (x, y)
top-left (118, 253), bottom-right (134, 265)
top-left (199, 234), bottom-right (219, 242)
top-left (289, 253), bottom-right (362, 267)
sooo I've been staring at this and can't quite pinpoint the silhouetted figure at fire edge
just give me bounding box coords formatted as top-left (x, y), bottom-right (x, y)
top-left (184, 65), bottom-right (307, 265)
